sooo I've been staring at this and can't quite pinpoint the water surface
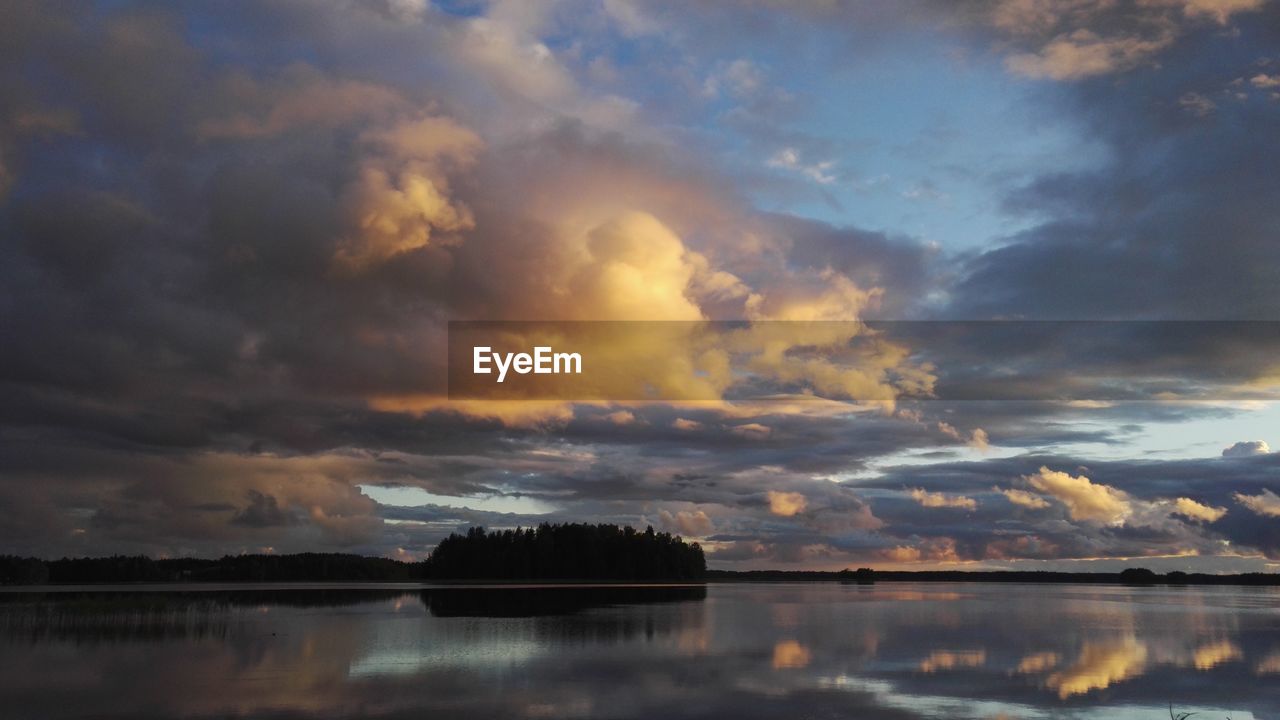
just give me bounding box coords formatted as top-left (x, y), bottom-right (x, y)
top-left (2, 582), bottom-right (1278, 719)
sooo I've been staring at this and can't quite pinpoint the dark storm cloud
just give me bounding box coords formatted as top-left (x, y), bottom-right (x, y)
top-left (947, 8), bottom-right (1280, 321)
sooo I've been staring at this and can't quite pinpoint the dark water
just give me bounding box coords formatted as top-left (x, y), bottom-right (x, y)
top-left (1, 582), bottom-right (1278, 719)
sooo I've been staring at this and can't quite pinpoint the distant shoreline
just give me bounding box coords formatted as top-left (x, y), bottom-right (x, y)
top-left (3, 571), bottom-right (1279, 589)
top-left (6, 551), bottom-right (1279, 587)
top-left (708, 568), bottom-right (1280, 586)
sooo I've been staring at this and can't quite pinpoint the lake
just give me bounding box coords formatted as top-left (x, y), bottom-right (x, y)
top-left (1, 582), bottom-right (1278, 719)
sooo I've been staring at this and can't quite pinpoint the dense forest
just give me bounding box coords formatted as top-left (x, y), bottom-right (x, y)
top-left (1, 523), bottom-right (707, 584)
top-left (422, 524), bottom-right (707, 580)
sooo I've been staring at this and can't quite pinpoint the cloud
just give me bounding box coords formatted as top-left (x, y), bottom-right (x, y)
top-left (970, 427), bottom-right (991, 450)
top-left (196, 67), bottom-right (408, 140)
top-left (2, 1), bottom-right (1279, 568)
top-left (333, 116), bottom-right (483, 268)
top-left (1172, 497), bottom-right (1227, 523)
top-left (879, 537), bottom-right (961, 565)
top-left (1178, 91), bottom-right (1216, 116)
top-left (731, 423), bottom-right (772, 439)
top-left (657, 508), bottom-right (713, 537)
top-left (1224, 440), bottom-right (1271, 457)
top-left (1024, 466), bottom-right (1131, 525)
top-left (1174, 0), bottom-right (1267, 23)
top-left (767, 490), bottom-right (808, 517)
top-left (997, 487), bottom-right (1052, 509)
top-left (939, 422), bottom-right (990, 450)
top-left (1234, 488), bottom-right (1280, 517)
top-left (1005, 29), bottom-right (1175, 80)
top-left (990, 0), bottom-right (1265, 80)
top-left (604, 410), bottom-right (636, 425)
top-left (908, 487), bottom-right (978, 510)
top-left (767, 147), bottom-right (837, 184)
top-left (880, 545), bottom-right (920, 563)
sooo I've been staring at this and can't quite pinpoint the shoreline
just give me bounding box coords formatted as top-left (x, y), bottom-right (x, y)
top-left (4, 572), bottom-right (1280, 591)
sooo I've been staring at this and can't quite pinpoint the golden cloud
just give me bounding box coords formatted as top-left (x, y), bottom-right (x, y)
top-left (1171, 497), bottom-right (1227, 523)
top-left (908, 487), bottom-right (978, 511)
top-left (768, 490), bottom-right (808, 517)
top-left (1024, 466), bottom-right (1132, 525)
top-left (334, 116), bottom-right (482, 268)
top-left (997, 486), bottom-right (1051, 510)
top-left (1234, 488), bottom-right (1280, 517)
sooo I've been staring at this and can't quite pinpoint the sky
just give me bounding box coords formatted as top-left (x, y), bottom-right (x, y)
top-left (1, 0), bottom-right (1279, 571)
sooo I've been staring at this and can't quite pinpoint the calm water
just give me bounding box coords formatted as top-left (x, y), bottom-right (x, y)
top-left (2, 582), bottom-right (1278, 719)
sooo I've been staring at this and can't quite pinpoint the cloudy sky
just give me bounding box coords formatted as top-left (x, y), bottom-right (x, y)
top-left (2, 0), bottom-right (1279, 571)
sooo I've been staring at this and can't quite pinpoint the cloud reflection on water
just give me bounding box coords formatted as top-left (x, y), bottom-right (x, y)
top-left (0, 583), bottom-right (1277, 718)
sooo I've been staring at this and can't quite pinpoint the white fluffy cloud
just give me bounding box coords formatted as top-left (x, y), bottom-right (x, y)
top-left (1223, 440), bottom-right (1270, 457)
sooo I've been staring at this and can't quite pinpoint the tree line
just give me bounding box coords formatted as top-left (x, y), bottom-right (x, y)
top-left (1, 523), bottom-right (707, 584)
top-left (0, 552), bottom-right (418, 584)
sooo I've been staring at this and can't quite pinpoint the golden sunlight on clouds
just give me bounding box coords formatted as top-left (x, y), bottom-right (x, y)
top-left (568, 212), bottom-right (706, 321)
top-left (1015, 651), bottom-right (1061, 674)
top-left (768, 490), bottom-right (808, 517)
top-left (1234, 488), bottom-right (1280, 517)
top-left (370, 200), bottom-right (935, 425)
top-left (880, 538), bottom-right (962, 565)
top-left (1172, 497), bottom-right (1227, 523)
top-left (1004, 29), bottom-right (1174, 80)
top-left (996, 486), bottom-right (1051, 510)
top-left (1024, 466), bottom-right (1131, 525)
top-left (908, 487), bottom-right (977, 511)
top-left (772, 640), bottom-right (812, 669)
top-left (1046, 637), bottom-right (1148, 698)
top-left (367, 397), bottom-right (577, 427)
top-left (657, 509), bottom-right (712, 537)
top-left (731, 423), bottom-right (772, 439)
top-left (334, 116), bottom-right (482, 268)
top-left (918, 650), bottom-right (986, 673)
top-left (1176, 0), bottom-right (1268, 23)
top-left (938, 422), bottom-right (990, 450)
top-left (883, 545), bottom-right (922, 563)
top-left (1191, 639), bottom-right (1243, 670)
